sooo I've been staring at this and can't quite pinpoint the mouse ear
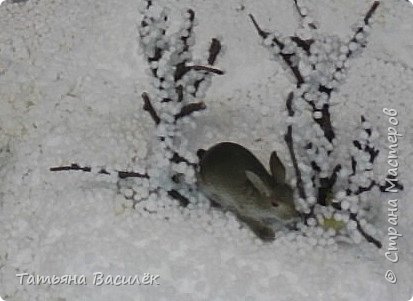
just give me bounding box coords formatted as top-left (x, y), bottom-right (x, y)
top-left (197, 149), bottom-right (206, 160)
top-left (245, 171), bottom-right (272, 197)
top-left (270, 151), bottom-right (286, 185)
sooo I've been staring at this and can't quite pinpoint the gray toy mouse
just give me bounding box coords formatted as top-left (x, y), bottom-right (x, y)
top-left (197, 142), bottom-right (299, 240)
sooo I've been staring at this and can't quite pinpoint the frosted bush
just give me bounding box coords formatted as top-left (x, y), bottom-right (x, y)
top-left (249, 1), bottom-right (402, 248)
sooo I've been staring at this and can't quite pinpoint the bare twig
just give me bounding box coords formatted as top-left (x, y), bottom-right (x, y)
top-left (248, 14), bottom-right (269, 39)
top-left (50, 164), bottom-right (91, 172)
top-left (168, 189), bottom-right (190, 207)
top-left (336, 1), bottom-right (380, 74)
top-left (284, 92), bottom-right (307, 201)
top-left (50, 164), bottom-right (149, 179)
top-left (208, 38), bottom-right (222, 65)
top-left (175, 102), bottom-right (206, 120)
top-left (290, 36), bottom-right (313, 54)
top-left (174, 9), bottom-right (196, 83)
top-left (117, 171), bottom-right (150, 179)
top-left (292, 0), bottom-right (317, 29)
top-left (188, 65), bottom-right (224, 75)
top-left (363, 1), bottom-right (380, 26)
top-left (249, 14), bottom-right (305, 86)
top-left (318, 164), bottom-right (342, 205)
top-left (351, 214), bottom-right (382, 248)
top-left (171, 152), bottom-right (197, 167)
top-left (142, 92), bottom-right (160, 125)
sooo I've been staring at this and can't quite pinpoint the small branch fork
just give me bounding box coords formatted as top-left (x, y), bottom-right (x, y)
top-left (142, 92), bottom-right (207, 125)
top-left (249, 14), bottom-right (306, 87)
top-left (50, 164), bottom-right (149, 179)
top-left (293, 0), bottom-right (317, 29)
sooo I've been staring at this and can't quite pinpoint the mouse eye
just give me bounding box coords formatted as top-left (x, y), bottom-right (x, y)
top-left (271, 200), bottom-right (279, 207)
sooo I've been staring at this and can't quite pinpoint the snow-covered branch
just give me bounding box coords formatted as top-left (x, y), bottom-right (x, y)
top-left (251, 1), bottom-right (386, 248)
top-left (138, 0), bottom-right (223, 206)
top-left (50, 1), bottom-right (223, 208)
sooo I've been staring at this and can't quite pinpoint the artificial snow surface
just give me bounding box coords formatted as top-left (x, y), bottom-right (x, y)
top-left (0, 0), bottom-right (412, 300)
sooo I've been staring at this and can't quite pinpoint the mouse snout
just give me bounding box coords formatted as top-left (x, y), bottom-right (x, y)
top-left (271, 199), bottom-right (279, 207)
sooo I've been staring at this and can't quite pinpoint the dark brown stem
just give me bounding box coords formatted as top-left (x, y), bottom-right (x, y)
top-left (335, 1), bottom-right (380, 74)
top-left (330, 202), bottom-right (382, 248)
top-left (311, 104), bottom-right (335, 143)
top-left (284, 92), bottom-right (307, 201)
top-left (188, 65), bottom-right (224, 75)
top-left (142, 92), bottom-right (160, 125)
top-left (350, 213), bottom-right (382, 248)
top-left (208, 38), bottom-right (222, 65)
top-left (285, 127), bottom-right (306, 201)
top-left (50, 164), bottom-right (91, 172)
top-left (167, 189), bottom-right (190, 207)
top-left (249, 14), bottom-right (305, 86)
top-left (118, 171), bottom-right (150, 179)
top-left (49, 164), bottom-right (149, 179)
top-left (171, 152), bottom-right (197, 167)
top-left (364, 1), bottom-right (380, 24)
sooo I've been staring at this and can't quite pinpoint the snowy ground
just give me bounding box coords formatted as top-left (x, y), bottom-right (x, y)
top-left (0, 0), bottom-right (412, 300)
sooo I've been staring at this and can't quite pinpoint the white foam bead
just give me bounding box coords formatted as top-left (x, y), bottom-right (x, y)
top-left (349, 42), bottom-right (359, 52)
top-left (320, 162), bottom-right (329, 171)
top-left (313, 111), bottom-right (322, 119)
top-left (184, 85), bottom-right (195, 94)
top-left (264, 37), bottom-right (273, 47)
top-left (335, 191), bottom-right (346, 200)
top-left (352, 231), bottom-right (362, 244)
top-left (270, 45), bottom-right (280, 54)
top-left (349, 203), bottom-right (359, 213)
top-left (315, 227), bottom-right (324, 236)
top-left (317, 238), bottom-right (327, 246)
top-left (333, 71), bottom-right (342, 80)
top-left (334, 212), bottom-right (345, 221)
top-left (321, 208), bottom-right (332, 219)
top-left (316, 126), bottom-right (324, 137)
top-left (359, 218), bottom-right (367, 227)
top-left (304, 181), bottom-right (314, 191)
top-left (362, 121), bottom-right (371, 129)
top-left (183, 11), bottom-right (193, 20)
top-left (341, 200), bottom-right (350, 210)
top-left (337, 44), bottom-right (347, 53)
top-left (346, 220), bottom-right (357, 231)
top-left (307, 218), bottom-right (317, 227)
top-left (306, 196), bottom-right (316, 205)
top-left (327, 227), bottom-right (336, 237)
top-left (366, 224), bottom-right (377, 235)
top-left (183, 20), bottom-right (193, 29)
top-left (355, 32), bottom-right (365, 41)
